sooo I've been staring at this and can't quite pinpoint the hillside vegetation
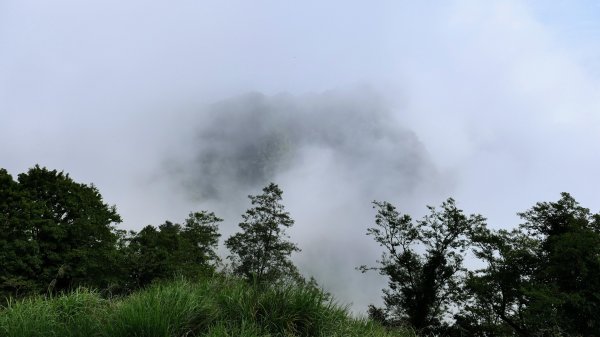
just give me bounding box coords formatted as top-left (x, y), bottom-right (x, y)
top-left (0, 277), bottom-right (413, 337)
top-left (3, 166), bottom-right (600, 336)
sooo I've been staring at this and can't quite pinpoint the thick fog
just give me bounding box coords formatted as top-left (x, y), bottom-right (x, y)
top-left (160, 89), bottom-right (447, 309)
top-left (169, 89), bottom-right (438, 200)
top-left (2, 0), bottom-right (600, 312)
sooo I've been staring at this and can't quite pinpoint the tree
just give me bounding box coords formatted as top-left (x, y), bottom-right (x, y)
top-left (360, 198), bottom-right (486, 333)
top-left (0, 169), bottom-right (41, 296)
top-left (459, 228), bottom-right (539, 337)
top-left (126, 223), bottom-right (178, 288)
top-left (225, 183), bottom-right (300, 284)
top-left (180, 211), bottom-right (222, 271)
top-left (0, 166), bottom-right (122, 296)
top-left (464, 193), bottom-right (600, 336)
top-left (125, 211), bottom-right (222, 288)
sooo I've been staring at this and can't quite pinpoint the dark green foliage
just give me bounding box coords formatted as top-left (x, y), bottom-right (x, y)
top-left (126, 224), bottom-right (175, 288)
top-left (124, 211), bottom-right (222, 288)
top-left (0, 165), bottom-right (224, 298)
top-left (360, 198), bottom-right (486, 334)
top-left (0, 166), bottom-right (122, 297)
top-left (181, 211), bottom-right (222, 267)
top-left (0, 169), bottom-right (41, 296)
top-left (458, 228), bottom-right (539, 336)
top-left (6, 163), bottom-right (600, 336)
top-left (20, 167), bottom-right (122, 292)
top-left (464, 193), bottom-right (600, 336)
top-left (225, 183), bottom-right (301, 284)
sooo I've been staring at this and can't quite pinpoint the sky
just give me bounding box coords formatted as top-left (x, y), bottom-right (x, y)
top-left (1, 0), bottom-right (600, 312)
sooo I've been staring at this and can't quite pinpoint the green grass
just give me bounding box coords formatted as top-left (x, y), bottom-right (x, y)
top-left (0, 288), bottom-right (107, 337)
top-left (0, 277), bottom-right (414, 337)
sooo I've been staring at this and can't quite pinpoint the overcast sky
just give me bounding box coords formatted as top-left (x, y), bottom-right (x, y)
top-left (2, 0), bottom-right (600, 312)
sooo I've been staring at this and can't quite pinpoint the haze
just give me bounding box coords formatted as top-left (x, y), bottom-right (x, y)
top-left (2, 0), bottom-right (600, 311)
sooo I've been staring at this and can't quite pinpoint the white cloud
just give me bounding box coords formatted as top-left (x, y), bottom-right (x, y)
top-left (1, 0), bottom-right (600, 312)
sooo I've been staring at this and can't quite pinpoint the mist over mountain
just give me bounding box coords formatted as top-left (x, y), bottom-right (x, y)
top-left (3, 0), bottom-right (600, 319)
top-left (170, 88), bottom-right (439, 202)
top-left (161, 88), bottom-right (447, 310)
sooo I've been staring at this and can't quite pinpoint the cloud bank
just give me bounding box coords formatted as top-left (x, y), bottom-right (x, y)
top-left (170, 88), bottom-right (438, 200)
top-left (160, 88), bottom-right (446, 309)
top-left (2, 0), bottom-right (600, 312)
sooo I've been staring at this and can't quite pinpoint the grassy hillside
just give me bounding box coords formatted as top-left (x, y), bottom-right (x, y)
top-left (0, 277), bottom-right (413, 337)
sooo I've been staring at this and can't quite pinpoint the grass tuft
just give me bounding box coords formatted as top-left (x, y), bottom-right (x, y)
top-left (0, 276), bottom-right (413, 337)
top-left (0, 288), bottom-right (106, 337)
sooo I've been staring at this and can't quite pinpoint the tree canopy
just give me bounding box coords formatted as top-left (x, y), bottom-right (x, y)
top-left (225, 182), bottom-right (301, 284)
top-left (0, 166), bottom-right (121, 295)
top-left (462, 193), bottom-right (600, 336)
top-left (0, 166), bottom-right (223, 298)
top-left (125, 211), bottom-right (222, 288)
top-left (2, 165), bottom-right (600, 336)
top-left (360, 198), bottom-right (486, 334)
